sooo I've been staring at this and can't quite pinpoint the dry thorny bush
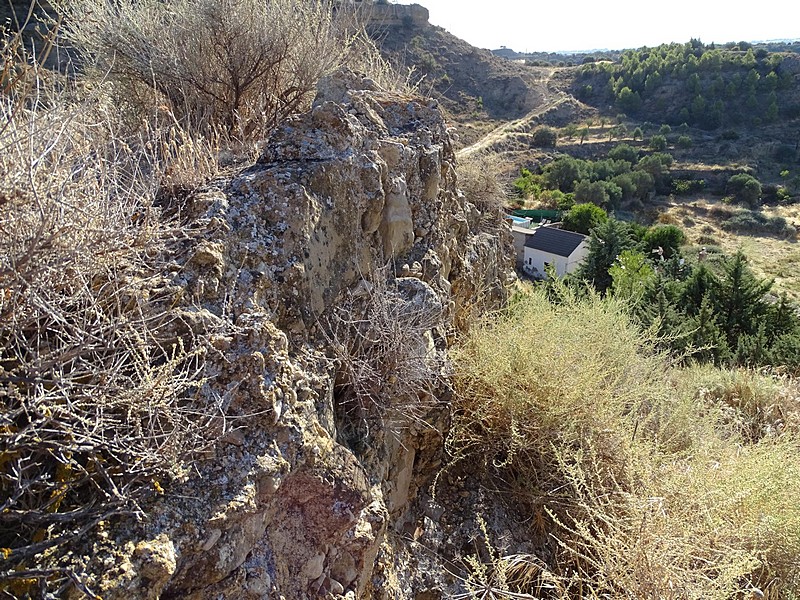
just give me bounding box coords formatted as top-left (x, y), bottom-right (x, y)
top-left (60, 0), bottom-right (390, 141)
top-left (324, 267), bottom-right (449, 442)
top-left (0, 59), bottom-right (228, 595)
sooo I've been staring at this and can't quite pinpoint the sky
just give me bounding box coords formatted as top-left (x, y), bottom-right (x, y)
top-left (412, 0), bottom-right (800, 53)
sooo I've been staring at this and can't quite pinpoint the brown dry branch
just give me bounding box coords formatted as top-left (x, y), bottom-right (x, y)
top-left (59, 0), bottom-right (374, 141)
top-left (0, 63), bottom-right (225, 590)
top-left (323, 267), bottom-right (449, 437)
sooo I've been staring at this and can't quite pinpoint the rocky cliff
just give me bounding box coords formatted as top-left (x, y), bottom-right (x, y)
top-left (66, 71), bottom-right (513, 599)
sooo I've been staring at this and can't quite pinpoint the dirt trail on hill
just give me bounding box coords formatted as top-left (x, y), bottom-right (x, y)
top-left (456, 68), bottom-right (587, 158)
top-left (457, 94), bottom-right (569, 158)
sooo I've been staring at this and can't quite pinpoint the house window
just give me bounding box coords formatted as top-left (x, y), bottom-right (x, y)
top-left (528, 258), bottom-right (532, 264)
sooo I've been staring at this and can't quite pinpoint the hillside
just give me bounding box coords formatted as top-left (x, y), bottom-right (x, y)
top-left (2, 1), bottom-right (800, 598)
top-left (371, 15), bottom-right (577, 147)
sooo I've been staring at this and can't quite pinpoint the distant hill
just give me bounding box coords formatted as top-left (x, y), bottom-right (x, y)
top-left (371, 15), bottom-right (550, 122)
top-left (571, 40), bottom-right (800, 131)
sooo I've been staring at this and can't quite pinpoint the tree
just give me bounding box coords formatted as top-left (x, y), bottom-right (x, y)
top-left (649, 134), bottom-right (668, 151)
top-left (616, 86), bottom-right (642, 113)
top-left (573, 180), bottom-right (622, 209)
top-left (531, 126), bottom-right (558, 148)
top-left (685, 293), bottom-right (731, 364)
top-left (513, 167), bottom-right (541, 199)
top-left (609, 249), bottom-right (655, 303)
top-left (715, 251), bottom-right (772, 352)
top-left (643, 224), bottom-right (685, 259)
top-left (579, 218), bottom-right (634, 293)
top-left (636, 153), bottom-right (672, 193)
top-left (726, 173), bottom-right (762, 207)
top-left (680, 263), bottom-right (719, 315)
top-left (609, 143), bottom-right (639, 164)
top-left (562, 202), bottom-right (608, 235)
top-left (543, 156), bottom-right (590, 192)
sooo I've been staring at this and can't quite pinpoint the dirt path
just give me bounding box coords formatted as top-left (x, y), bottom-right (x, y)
top-left (456, 68), bottom-right (569, 158)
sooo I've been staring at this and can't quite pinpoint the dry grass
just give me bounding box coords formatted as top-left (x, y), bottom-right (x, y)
top-left (664, 198), bottom-right (800, 301)
top-left (456, 151), bottom-right (508, 218)
top-left (449, 283), bottom-right (800, 598)
top-left (324, 267), bottom-right (447, 438)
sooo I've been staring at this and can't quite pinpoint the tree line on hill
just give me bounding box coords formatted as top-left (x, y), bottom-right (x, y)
top-left (573, 40), bottom-right (799, 130)
top-left (514, 142), bottom-right (799, 214)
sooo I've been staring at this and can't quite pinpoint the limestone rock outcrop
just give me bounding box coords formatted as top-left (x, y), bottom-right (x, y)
top-left (75, 71), bottom-right (514, 599)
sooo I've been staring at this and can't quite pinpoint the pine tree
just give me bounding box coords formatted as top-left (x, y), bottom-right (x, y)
top-left (680, 263), bottom-right (719, 315)
top-left (578, 219), bottom-right (634, 293)
top-left (686, 293), bottom-right (730, 364)
top-left (714, 251), bottom-right (772, 351)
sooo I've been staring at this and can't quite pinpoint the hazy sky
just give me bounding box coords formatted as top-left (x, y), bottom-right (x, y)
top-left (414, 0), bottom-right (800, 53)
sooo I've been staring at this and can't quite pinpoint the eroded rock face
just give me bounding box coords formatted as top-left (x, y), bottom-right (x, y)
top-left (80, 72), bottom-right (513, 599)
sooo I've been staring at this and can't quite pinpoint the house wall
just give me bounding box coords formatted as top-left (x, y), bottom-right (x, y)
top-left (523, 239), bottom-right (590, 278)
top-left (511, 227), bottom-right (534, 269)
top-left (523, 248), bottom-right (569, 277)
top-left (566, 240), bottom-right (590, 272)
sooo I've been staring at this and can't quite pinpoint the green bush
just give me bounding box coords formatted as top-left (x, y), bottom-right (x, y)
top-left (726, 173), bottom-right (762, 208)
top-left (721, 209), bottom-right (794, 236)
top-left (672, 178), bottom-right (705, 195)
top-left (531, 126), bottom-right (558, 148)
top-left (649, 134), bottom-right (668, 151)
top-left (512, 167), bottom-right (541, 198)
top-left (608, 143), bottom-right (639, 164)
top-left (644, 224), bottom-right (686, 258)
top-left (562, 201), bottom-right (608, 234)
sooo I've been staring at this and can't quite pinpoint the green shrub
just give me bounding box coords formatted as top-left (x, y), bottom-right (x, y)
top-left (512, 167), bottom-right (541, 198)
top-left (726, 173), bottom-right (762, 208)
top-left (672, 178), bottom-right (704, 195)
top-left (644, 224), bottom-right (686, 258)
top-left (562, 201), bottom-right (607, 234)
top-left (608, 143), bottom-right (639, 164)
top-left (531, 126), bottom-right (558, 148)
top-left (721, 209), bottom-right (794, 236)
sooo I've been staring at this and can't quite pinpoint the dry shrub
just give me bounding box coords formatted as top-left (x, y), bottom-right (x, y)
top-left (449, 283), bottom-right (659, 495)
top-left (678, 364), bottom-right (800, 440)
top-left (0, 68), bottom-right (225, 592)
top-left (456, 151), bottom-right (507, 218)
top-left (551, 436), bottom-right (800, 598)
top-left (60, 0), bottom-right (375, 140)
top-left (324, 268), bottom-right (447, 436)
top-left (449, 284), bottom-right (800, 598)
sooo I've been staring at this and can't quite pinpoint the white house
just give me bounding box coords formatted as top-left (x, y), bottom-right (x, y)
top-left (522, 226), bottom-right (589, 278)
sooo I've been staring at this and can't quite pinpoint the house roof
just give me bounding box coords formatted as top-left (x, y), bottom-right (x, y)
top-left (523, 226), bottom-right (587, 257)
